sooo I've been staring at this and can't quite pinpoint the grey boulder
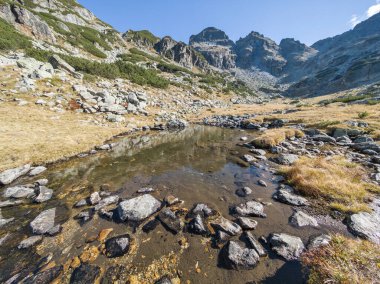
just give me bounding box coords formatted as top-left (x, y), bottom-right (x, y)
top-left (220, 241), bottom-right (259, 270)
top-left (30, 208), bottom-right (57, 235)
top-left (307, 234), bottom-right (332, 249)
top-left (33, 186), bottom-right (53, 203)
top-left (117, 194), bottom-right (161, 222)
top-left (347, 212), bottom-right (380, 244)
top-left (273, 154), bottom-right (299, 165)
top-left (289, 211), bottom-right (318, 227)
top-left (18, 235), bottom-right (43, 249)
top-left (269, 233), bottom-right (305, 260)
top-left (104, 234), bottom-right (130, 258)
top-left (273, 189), bottom-right (309, 206)
top-left (210, 216), bottom-right (242, 236)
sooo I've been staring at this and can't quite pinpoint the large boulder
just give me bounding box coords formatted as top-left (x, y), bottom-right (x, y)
top-left (117, 194), bottom-right (161, 222)
top-left (49, 55), bottom-right (75, 74)
top-left (269, 233), bottom-right (305, 260)
top-left (347, 212), bottom-right (380, 244)
top-left (220, 241), bottom-right (259, 270)
top-left (0, 164), bottom-right (31, 185)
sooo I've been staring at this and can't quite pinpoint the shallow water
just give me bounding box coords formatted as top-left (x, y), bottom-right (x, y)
top-left (0, 126), bottom-right (338, 283)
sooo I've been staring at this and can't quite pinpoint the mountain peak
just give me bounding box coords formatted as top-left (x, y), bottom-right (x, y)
top-left (189, 27), bottom-right (234, 47)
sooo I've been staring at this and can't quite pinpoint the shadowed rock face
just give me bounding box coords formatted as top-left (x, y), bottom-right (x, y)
top-left (154, 36), bottom-right (208, 69)
top-left (235, 32), bottom-right (286, 76)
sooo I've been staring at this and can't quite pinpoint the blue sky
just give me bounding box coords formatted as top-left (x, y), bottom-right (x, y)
top-left (77, 0), bottom-right (380, 45)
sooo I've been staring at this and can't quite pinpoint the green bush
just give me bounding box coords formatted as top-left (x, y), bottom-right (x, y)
top-left (358, 111), bottom-right (369, 119)
top-left (0, 18), bottom-right (32, 50)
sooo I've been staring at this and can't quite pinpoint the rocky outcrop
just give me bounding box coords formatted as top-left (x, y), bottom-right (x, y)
top-left (154, 36), bottom-right (208, 69)
top-left (0, 4), bottom-right (56, 43)
top-left (235, 31), bottom-right (286, 76)
top-left (123, 29), bottom-right (160, 49)
top-left (190, 27), bottom-right (236, 69)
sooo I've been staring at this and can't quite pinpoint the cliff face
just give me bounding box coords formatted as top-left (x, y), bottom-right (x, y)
top-left (189, 27), bottom-right (236, 69)
top-left (154, 36), bottom-right (208, 69)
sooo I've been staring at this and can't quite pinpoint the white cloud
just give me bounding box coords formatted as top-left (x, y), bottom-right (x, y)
top-left (367, 3), bottom-right (380, 17)
top-left (349, 14), bottom-right (361, 28)
top-left (348, 0), bottom-right (380, 28)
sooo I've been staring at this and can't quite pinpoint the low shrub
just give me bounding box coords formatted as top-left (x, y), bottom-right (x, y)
top-left (0, 18), bottom-right (32, 50)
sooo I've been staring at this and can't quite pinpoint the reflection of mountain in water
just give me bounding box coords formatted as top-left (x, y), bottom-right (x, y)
top-left (48, 126), bottom-right (239, 191)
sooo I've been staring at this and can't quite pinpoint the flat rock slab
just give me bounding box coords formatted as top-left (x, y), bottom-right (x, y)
top-left (273, 189), bottom-right (309, 206)
top-left (307, 234), bottom-right (332, 249)
top-left (104, 234), bottom-right (130, 258)
top-left (220, 241), bottom-right (259, 270)
top-left (4, 186), bottom-right (35, 199)
top-left (289, 211), bottom-right (318, 227)
top-left (244, 231), bottom-right (267, 257)
top-left (347, 212), bottom-right (380, 244)
top-left (269, 233), bottom-right (305, 260)
top-left (158, 208), bottom-right (183, 234)
top-left (210, 216), bottom-right (242, 236)
top-left (117, 194), bottom-right (161, 222)
top-left (30, 208), bottom-right (56, 235)
top-left (0, 164), bottom-right (31, 185)
top-left (233, 201), bottom-right (266, 218)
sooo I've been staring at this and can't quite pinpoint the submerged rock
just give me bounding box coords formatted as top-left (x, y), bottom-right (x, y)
top-left (0, 209), bottom-right (14, 228)
top-left (18, 236), bottom-right (43, 249)
top-left (158, 208), bottom-right (183, 234)
top-left (104, 235), bottom-right (130, 258)
top-left (347, 212), bottom-right (380, 244)
top-left (101, 265), bottom-right (128, 283)
top-left (236, 187), bottom-right (252, 197)
top-left (24, 265), bottom-right (63, 284)
top-left (117, 194), bottom-right (161, 222)
top-left (0, 164), bottom-right (31, 185)
top-left (29, 166), bottom-right (47, 177)
top-left (70, 264), bottom-right (101, 284)
top-left (220, 241), bottom-right (259, 270)
top-left (233, 201), bottom-right (266, 218)
top-left (273, 189), bottom-right (309, 206)
top-left (269, 233), bottom-right (305, 260)
top-left (289, 211), bottom-right (318, 227)
top-left (210, 216), bottom-right (242, 236)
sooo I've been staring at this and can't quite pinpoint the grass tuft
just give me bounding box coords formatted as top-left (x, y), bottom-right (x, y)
top-left (252, 128), bottom-right (304, 148)
top-left (302, 234), bottom-right (380, 284)
top-left (280, 156), bottom-right (379, 213)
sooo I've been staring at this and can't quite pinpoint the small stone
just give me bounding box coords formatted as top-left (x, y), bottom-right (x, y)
top-left (89, 192), bottom-right (101, 205)
top-left (307, 234), bottom-right (332, 249)
top-left (189, 203), bottom-right (215, 218)
top-left (33, 186), bottom-right (53, 203)
top-left (242, 154), bottom-right (256, 164)
top-left (30, 208), bottom-right (56, 235)
top-left (35, 179), bottom-right (48, 186)
top-left (94, 195), bottom-right (119, 211)
top-left (237, 217), bottom-right (258, 230)
top-left (3, 186), bottom-right (35, 199)
top-left (164, 195), bottom-right (180, 206)
top-left (74, 199), bottom-right (88, 208)
top-left (117, 194), bottom-right (161, 222)
top-left (258, 180), bottom-right (267, 187)
top-left (236, 187), bottom-right (252, 197)
top-left (104, 234), bottom-right (130, 258)
top-left (137, 187), bottom-right (155, 194)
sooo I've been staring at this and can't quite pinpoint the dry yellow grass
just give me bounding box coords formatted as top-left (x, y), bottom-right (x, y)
top-left (252, 128), bottom-right (304, 148)
top-left (0, 102), bottom-right (128, 171)
top-left (302, 234), bottom-right (380, 284)
top-left (281, 156), bottom-right (379, 213)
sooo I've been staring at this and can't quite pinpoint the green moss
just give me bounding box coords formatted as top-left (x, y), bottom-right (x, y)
top-left (0, 18), bottom-right (32, 51)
